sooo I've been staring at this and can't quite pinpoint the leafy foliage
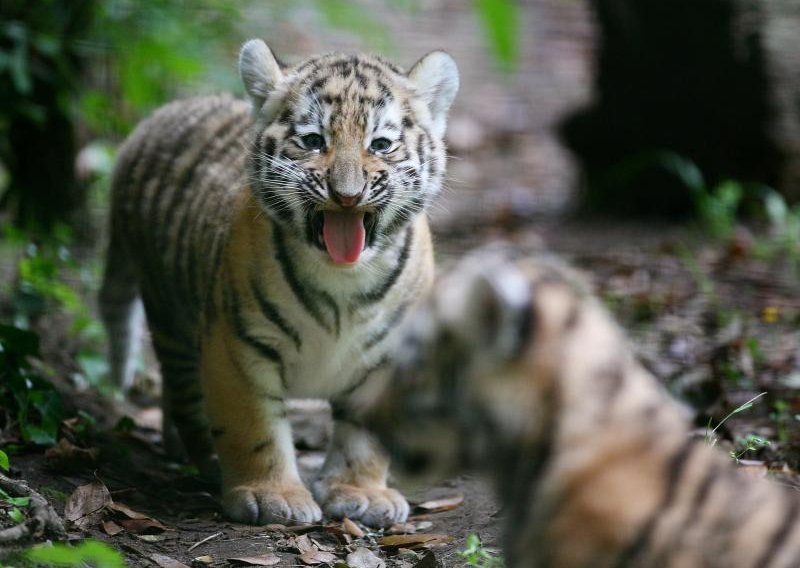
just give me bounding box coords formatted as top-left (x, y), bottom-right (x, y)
top-left (460, 534), bottom-right (504, 568)
top-left (474, 0), bottom-right (520, 72)
top-left (25, 539), bottom-right (126, 568)
top-left (0, 324), bottom-right (63, 445)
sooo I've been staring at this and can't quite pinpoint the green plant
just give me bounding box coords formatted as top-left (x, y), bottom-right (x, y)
top-left (25, 539), bottom-right (126, 568)
top-left (730, 434), bottom-right (770, 462)
top-left (460, 534), bottom-right (504, 568)
top-left (0, 486), bottom-right (30, 525)
top-left (5, 225), bottom-right (112, 395)
top-left (474, 0), bottom-right (520, 72)
top-left (705, 392), bottom-right (767, 447)
top-left (0, 324), bottom-right (64, 445)
top-left (770, 400), bottom-right (791, 445)
top-left (760, 189), bottom-right (800, 276)
top-left (0, 449), bottom-right (8, 471)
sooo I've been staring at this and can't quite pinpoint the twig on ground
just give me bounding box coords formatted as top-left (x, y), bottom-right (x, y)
top-left (0, 473), bottom-right (65, 544)
top-left (187, 531), bottom-right (223, 552)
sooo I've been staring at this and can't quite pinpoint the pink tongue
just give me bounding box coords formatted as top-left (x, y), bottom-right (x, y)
top-left (322, 210), bottom-right (366, 264)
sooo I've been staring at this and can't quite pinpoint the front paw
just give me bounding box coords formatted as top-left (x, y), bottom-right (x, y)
top-left (316, 482), bottom-right (409, 528)
top-left (224, 481), bottom-right (322, 525)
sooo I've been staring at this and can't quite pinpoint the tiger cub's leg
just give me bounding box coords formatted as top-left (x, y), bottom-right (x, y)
top-left (150, 334), bottom-right (216, 473)
top-left (200, 329), bottom-right (322, 525)
top-left (99, 232), bottom-right (144, 391)
top-left (313, 398), bottom-right (409, 528)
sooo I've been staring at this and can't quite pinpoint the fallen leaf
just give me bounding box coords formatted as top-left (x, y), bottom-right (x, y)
top-left (299, 550), bottom-right (339, 565)
top-left (45, 438), bottom-right (99, 471)
top-left (342, 518), bottom-right (364, 538)
top-left (135, 534), bottom-right (169, 542)
top-left (102, 520), bottom-right (123, 536)
top-left (228, 553), bottom-right (281, 566)
top-left (64, 481), bottom-right (111, 530)
top-left (378, 534), bottom-right (453, 550)
top-left (295, 534), bottom-right (316, 554)
top-left (310, 534), bottom-right (338, 552)
top-left (150, 553), bottom-right (190, 568)
top-left (193, 555), bottom-right (214, 565)
top-left (346, 547), bottom-right (385, 568)
top-left (414, 495), bottom-right (463, 514)
top-left (119, 518), bottom-right (167, 534)
top-left (108, 501), bottom-right (152, 520)
top-left (108, 502), bottom-right (166, 534)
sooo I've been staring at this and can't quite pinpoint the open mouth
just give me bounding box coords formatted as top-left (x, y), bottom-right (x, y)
top-left (309, 210), bottom-right (377, 265)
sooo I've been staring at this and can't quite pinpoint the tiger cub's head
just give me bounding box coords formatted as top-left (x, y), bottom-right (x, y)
top-left (363, 247), bottom-right (593, 482)
top-left (239, 39), bottom-right (459, 265)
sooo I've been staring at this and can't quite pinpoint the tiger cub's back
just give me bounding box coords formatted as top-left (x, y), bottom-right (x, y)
top-left (109, 95), bottom-right (250, 324)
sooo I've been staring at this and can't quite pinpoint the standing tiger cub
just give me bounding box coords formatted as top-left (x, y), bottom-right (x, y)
top-left (100, 39), bottom-right (458, 527)
top-left (366, 247), bottom-right (800, 567)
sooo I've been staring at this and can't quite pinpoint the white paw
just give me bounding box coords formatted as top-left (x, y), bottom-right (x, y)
top-left (224, 482), bottom-right (322, 525)
top-left (318, 483), bottom-right (409, 528)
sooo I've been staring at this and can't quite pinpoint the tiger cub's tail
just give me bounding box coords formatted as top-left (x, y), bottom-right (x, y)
top-left (99, 230), bottom-right (144, 390)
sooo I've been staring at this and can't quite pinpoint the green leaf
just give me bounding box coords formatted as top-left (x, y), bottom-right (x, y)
top-left (7, 507), bottom-right (24, 524)
top-left (26, 539), bottom-right (126, 568)
top-left (0, 450), bottom-right (8, 471)
top-left (474, 0), bottom-right (520, 72)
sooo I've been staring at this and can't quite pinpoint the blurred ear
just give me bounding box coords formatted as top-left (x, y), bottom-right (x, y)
top-left (439, 261), bottom-right (531, 360)
top-left (408, 51), bottom-right (459, 138)
top-left (239, 39), bottom-right (283, 109)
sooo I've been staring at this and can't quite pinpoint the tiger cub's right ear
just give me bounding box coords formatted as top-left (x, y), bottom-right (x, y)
top-left (239, 39), bottom-right (284, 109)
top-left (439, 259), bottom-right (532, 362)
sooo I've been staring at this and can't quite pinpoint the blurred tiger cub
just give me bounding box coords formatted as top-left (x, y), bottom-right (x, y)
top-left (99, 39), bottom-right (458, 527)
top-left (366, 247), bottom-right (800, 567)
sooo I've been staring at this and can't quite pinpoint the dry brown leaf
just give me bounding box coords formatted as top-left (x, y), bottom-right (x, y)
top-left (102, 520), bottom-right (123, 536)
top-left (108, 501), bottom-right (151, 520)
top-left (149, 553), bottom-right (190, 568)
top-left (414, 495), bottom-right (463, 514)
top-left (342, 517), bottom-right (365, 538)
top-left (228, 553), bottom-right (281, 566)
top-left (44, 438), bottom-right (99, 471)
top-left (119, 517), bottom-right (167, 534)
top-left (108, 501), bottom-right (166, 534)
top-left (346, 547), bottom-right (385, 568)
top-left (294, 534), bottom-right (316, 553)
top-left (299, 550), bottom-right (339, 565)
top-left (64, 481), bottom-right (111, 530)
top-left (378, 534), bottom-right (453, 550)
top-left (309, 535), bottom-right (337, 552)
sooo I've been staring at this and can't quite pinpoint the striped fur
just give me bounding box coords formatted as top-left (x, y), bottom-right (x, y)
top-left (100, 40), bottom-right (458, 527)
top-left (365, 247), bottom-right (800, 567)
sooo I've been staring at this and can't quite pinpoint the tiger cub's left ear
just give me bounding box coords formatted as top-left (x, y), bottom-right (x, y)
top-left (239, 39), bottom-right (284, 110)
top-left (408, 51), bottom-right (460, 138)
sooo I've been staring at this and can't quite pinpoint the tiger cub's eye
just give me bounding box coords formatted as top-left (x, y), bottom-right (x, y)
top-left (370, 138), bottom-right (393, 153)
top-left (301, 133), bottom-right (325, 151)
